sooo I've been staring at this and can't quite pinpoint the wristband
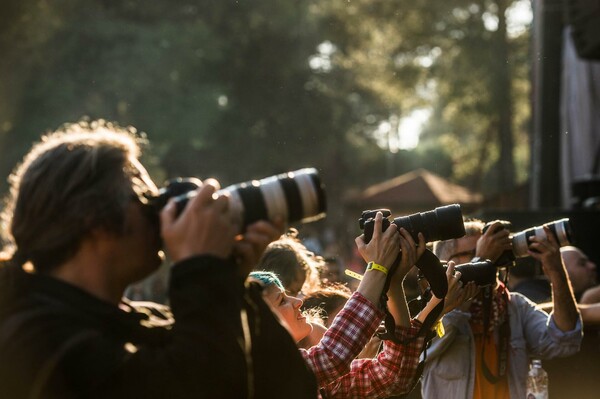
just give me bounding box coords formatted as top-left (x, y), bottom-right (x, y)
top-left (366, 261), bottom-right (388, 276)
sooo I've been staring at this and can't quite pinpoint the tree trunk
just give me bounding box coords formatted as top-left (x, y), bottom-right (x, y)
top-left (494, 0), bottom-right (516, 191)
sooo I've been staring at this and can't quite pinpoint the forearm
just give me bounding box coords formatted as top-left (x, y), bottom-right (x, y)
top-left (301, 292), bottom-right (384, 386)
top-left (321, 323), bottom-right (425, 398)
top-left (387, 279), bottom-right (411, 327)
top-left (549, 270), bottom-right (580, 331)
top-left (356, 267), bottom-right (387, 306)
top-left (415, 296), bottom-right (443, 324)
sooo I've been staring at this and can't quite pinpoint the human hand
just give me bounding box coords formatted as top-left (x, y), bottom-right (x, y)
top-left (442, 262), bottom-right (480, 314)
top-left (233, 219), bottom-right (285, 276)
top-left (394, 228), bottom-right (426, 279)
top-left (476, 221), bottom-right (511, 262)
top-left (528, 226), bottom-right (564, 278)
top-left (160, 178), bottom-right (238, 262)
top-left (355, 211), bottom-right (400, 270)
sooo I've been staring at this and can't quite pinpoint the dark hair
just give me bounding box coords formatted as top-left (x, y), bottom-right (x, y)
top-left (1, 120), bottom-right (148, 273)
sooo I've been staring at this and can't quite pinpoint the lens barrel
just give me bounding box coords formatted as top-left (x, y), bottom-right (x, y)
top-left (153, 168), bottom-right (327, 232)
top-left (454, 260), bottom-right (496, 286)
top-left (360, 204), bottom-right (466, 243)
top-left (222, 168), bottom-right (326, 229)
top-left (511, 218), bottom-right (573, 258)
top-left (391, 204), bottom-right (466, 243)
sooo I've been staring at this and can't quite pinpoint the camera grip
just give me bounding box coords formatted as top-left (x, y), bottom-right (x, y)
top-left (362, 217), bottom-right (391, 243)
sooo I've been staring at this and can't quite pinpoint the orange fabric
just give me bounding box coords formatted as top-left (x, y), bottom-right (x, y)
top-left (471, 331), bottom-right (510, 399)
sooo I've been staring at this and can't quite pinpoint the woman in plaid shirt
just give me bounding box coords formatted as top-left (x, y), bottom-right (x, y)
top-left (252, 212), bottom-right (456, 398)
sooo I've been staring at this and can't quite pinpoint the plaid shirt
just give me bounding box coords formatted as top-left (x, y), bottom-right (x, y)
top-left (300, 292), bottom-right (425, 398)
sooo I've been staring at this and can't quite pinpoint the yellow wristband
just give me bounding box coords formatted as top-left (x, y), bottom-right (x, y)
top-left (366, 261), bottom-right (388, 275)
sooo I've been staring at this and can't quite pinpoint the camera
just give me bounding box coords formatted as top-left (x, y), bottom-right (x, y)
top-left (483, 218), bottom-right (574, 266)
top-left (359, 204), bottom-right (466, 244)
top-left (511, 218), bottom-right (573, 258)
top-left (417, 260), bottom-right (495, 305)
top-left (149, 168), bottom-right (327, 232)
top-left (452, 260), bottom-right (496, 287)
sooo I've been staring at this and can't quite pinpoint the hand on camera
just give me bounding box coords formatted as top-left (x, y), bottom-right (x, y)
top-left (442, 262), bottom-right (480, 314)
top-left (160, 178), bottom-right (238, 263)
top-left (355, 211), bottom-right (400, 271)
top-left (527, 225), bottom-right (563, 278)
top-left (476, 221), bottom-right (511, 263)
top-left (395, 227), bottom-right (426, 279)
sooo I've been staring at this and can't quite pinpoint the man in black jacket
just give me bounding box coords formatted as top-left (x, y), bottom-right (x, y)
top-left (0, 120), bottom-right (317, 398)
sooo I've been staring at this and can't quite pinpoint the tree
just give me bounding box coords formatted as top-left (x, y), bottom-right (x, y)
top-left (312, 0), bottom-right (532, 195)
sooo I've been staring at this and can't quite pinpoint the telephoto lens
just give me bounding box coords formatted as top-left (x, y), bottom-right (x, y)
top-left (360, 204), bottom-right (466, 244)
top-left (511, 218), bottom-right (573, 258)
top-left (453, 260), bottom-right (497, 287)
top-left (151, 168), bottom-right (327, 232)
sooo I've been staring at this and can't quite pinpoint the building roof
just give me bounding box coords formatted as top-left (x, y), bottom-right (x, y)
top-left (348, 168), bottom-right (483, 212)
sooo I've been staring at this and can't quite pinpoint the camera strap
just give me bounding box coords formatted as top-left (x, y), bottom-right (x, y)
top-left (377, 249), bottom-right (446, 344)
top-left (479, 286), bottom-right (510, 383)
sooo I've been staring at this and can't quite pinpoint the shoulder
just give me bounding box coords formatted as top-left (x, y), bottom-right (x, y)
top-left (509, 291), bottom-right (538, 307)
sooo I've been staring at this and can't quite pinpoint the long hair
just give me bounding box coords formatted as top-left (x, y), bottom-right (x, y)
top-left (255, 228), bottom-right (323, 296)
top-left (1, 119), bottom-right (147, 273)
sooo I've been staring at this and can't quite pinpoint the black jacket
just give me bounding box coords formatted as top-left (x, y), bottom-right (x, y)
top-left (0, 256), bottom-right (317, 399)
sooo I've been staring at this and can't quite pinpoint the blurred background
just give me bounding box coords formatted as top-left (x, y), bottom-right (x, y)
top-left (1, 0), bottom-right (599, 285)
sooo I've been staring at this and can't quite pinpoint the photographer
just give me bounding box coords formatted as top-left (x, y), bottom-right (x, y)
top-left (251, 212), bottom-right (464, 398)
top-left (421, 219), bottom-right (582, 399)
top-left (0, 121), bottom-right (317, 398)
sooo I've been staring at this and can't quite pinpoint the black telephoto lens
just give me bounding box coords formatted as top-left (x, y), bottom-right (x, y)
top-left (359, 204), bottom-right (466, 244)
top-left (454, 260), bottom-right (496, 286)
top-left (392, 204), bottom-right (466, 243)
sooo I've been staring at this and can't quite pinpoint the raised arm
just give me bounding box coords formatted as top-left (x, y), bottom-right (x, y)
top-left (528, 226), bottom-right (580, 332)
top-left (385, 228), bottom-right (425, 327)
top-left (475, 221), bottom-right (512, 263)
top-left (354, 211), bottom-right (402, 304)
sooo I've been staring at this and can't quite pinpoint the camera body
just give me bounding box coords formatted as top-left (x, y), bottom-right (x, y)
top-left (359, 204), bottom-right (466, 244)
top-left (482, 220), bottom-right (516, 267)
top-left (148, 168), bottom-right (327, 232)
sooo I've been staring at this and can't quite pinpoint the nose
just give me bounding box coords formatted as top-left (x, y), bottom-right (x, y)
top-left (292, 296), bottom-right (303, 309)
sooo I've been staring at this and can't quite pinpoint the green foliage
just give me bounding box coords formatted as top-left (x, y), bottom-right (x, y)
top-left (313, 0), bottom-right (531, 194)
top-left (0, 0), bottom-right (531, 224)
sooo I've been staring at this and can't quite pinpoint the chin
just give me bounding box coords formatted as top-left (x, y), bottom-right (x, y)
top-left (293, 321), bottom-right (312, 343)
top-left (300, 322), bottom-right (313, 339)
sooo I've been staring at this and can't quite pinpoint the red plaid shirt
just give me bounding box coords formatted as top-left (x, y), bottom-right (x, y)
top-left (300, 292), bottom-right (425, 398)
